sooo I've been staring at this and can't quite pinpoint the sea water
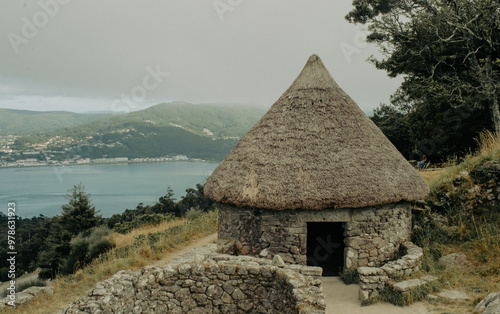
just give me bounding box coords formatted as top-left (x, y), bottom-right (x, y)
top-left (0, 161), bottom-right (218, 218)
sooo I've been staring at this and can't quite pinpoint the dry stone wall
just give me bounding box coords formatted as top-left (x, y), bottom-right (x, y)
top-left (358, 242), bottom-right (424, 301)
top-left (61, 244), bottom-right (325, 313)
top-left (218, 203), bottom-right (412, 270)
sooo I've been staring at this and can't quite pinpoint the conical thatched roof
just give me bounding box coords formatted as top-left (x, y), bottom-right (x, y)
top-left (204, 54), bottom-right (429, 210)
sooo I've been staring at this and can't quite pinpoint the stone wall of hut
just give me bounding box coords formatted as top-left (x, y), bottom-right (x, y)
top-left (61, 244), bottom-right (325, 314)
top-left (218, 202), bottom-right (412, 270)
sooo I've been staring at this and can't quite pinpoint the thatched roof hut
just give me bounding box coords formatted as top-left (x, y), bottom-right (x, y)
top-left (204, 54), bottom-right (429, 210)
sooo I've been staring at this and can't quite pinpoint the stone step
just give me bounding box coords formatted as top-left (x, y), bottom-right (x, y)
top-left (436, 290), bottom-right (472, 301)
top-left (391, 275), bottom-right (439, 292)
top-left (388, 275), bottom-right (439, 305)
top-left (391, 275), bottom-right (438, 291)
top-left (392, 278), bottom-right (427, 292)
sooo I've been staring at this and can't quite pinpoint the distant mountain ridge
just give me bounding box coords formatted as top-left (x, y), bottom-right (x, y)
top-left (2, 102), bottom-right (266, 161)
top-left (0, 108), bottom-right (113, 136)
top-left (1, 102), bottom-right (265, 138)
top-left (98, 101), bottom-right (266, 138)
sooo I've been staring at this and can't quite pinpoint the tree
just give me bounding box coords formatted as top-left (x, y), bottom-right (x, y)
top-left (347, 0), bottom-right (500, 134)
top-left (155, 187), bottom-right (180, 216)
top-left (176, 184), bottom-right (215, 215)
top-left (371, 102), bottom-right (414, 158)
top-left (372, 88), bottom-right (492, 161)
top-left (60, 183), bottom-right (100, 236)
top-left (39, 185), bottom-right (104, 279)
top-left (37, 217), bottom-right (71, 279)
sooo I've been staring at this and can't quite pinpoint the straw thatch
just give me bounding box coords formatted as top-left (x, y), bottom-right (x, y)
top-left (204, 54), bottom-right (429, 210)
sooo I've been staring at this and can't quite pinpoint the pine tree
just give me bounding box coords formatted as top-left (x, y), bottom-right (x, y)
top-left (60, 183), bottom-right (100, 236)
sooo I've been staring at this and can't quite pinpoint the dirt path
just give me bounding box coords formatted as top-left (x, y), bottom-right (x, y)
top-left (152, 232), bottom-right (218, 267)
top-left (323, 277), bottom-right (430, 314)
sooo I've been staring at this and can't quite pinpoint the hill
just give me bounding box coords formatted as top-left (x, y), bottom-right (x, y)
top-left (3, 102), bottom-right (266, 161)
top-left (64, 122), bottom-right (240, 160)
top-left (48, 102), bottom-right (265, 140)
top-left (122, 102), bottom-right (265, 138)
top-left (0, 109), bottom-right (113, 136)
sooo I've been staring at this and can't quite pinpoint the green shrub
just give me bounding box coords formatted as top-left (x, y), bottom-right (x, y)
top-left (61, 225), bottom-right (115, 274)
top-left (89, 238), bottom-right (114, 260)
top-left (340, 268), bottom-right (359, 285)
top-left (185, 207), bottom-right (204, 220)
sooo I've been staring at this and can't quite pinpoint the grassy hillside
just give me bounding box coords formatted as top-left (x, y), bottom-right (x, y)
top-left (413, 131), bottom-right (500, 313)
top-left (123, 102), bottom-right (265, 138)
top-left (50, 102), bottom-right (265, 140)
top-left (4, 102), bottom-right (265, 161)
top-left (66, 122), bottom-right (239, 160)
top-left (0, 109), bottom-right (113, 136)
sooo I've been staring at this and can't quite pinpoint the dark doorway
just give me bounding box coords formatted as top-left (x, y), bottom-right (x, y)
top-left (306, 222), bottom-right (345, 276)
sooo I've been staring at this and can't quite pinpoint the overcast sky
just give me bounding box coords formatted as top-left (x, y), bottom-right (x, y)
top-left (0, 0), bottom-right (402, 114)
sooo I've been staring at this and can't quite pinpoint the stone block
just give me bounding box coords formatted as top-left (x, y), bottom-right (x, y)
top-left (344, 237), bottom-right (369, 250)
top-left (221, 304), bottom-right (238, 314)
top-left (358, 258), bottom-right (369, 267)
top-left (372, 237), bottom-right (386, 248)
top-left (359, 289), bottom-right (370, 301)
top-left (300, 266), bottom-right (322, 277)
top-left (360, 283), bottom-right (379, 290)
top-left (13, 292), bottom-right (34, 305)
top-left (438, 290), bottom-right (472, 301)
top-left (232, 288), bottom-right (245, 300)
top-left (392, 279), bottom-right (426, 292)
top-left (178, 264), bottom-right (192, 275)
top-left (221, 292), bottom-right (233, 304)
top-left (181, 298), bottom-right (197, 312)
top-left (174, 288), bottom-right (191, 301)
top-left (439, 253), bottom-right (468, 268)
top-left (272, 255), bottom-right (286, 267)
top-left (22, 286), bottom-right (46, 296)
top-left (206, 285), bottom-right (223, 299)
top-left (475, 291), bottom-right (500, 314)
top-left (357, 266), bottom-right (384, 276)
top-left (222, 281), bottom-right (235, 294)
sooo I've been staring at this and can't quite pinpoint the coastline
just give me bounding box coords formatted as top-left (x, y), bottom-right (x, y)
top-left (0, 156), bottom-right (219, 170)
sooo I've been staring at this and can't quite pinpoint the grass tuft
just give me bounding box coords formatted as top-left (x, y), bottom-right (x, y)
top-left (379, 285), bottom-right (431, 306)
top-left (339, 268), bottom-right (360, 285)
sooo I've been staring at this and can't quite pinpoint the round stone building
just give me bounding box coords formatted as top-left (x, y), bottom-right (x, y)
top-left (204, 55), bottom-right (429, 275)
